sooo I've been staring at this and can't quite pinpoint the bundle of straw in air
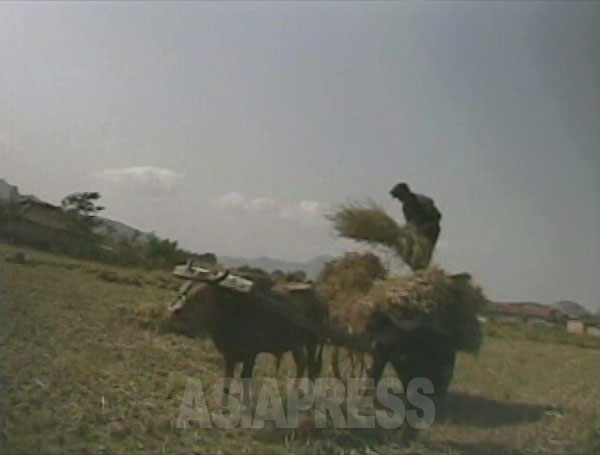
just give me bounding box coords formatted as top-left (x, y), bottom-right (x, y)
top-left (327, 202), bottom-right (433, 270)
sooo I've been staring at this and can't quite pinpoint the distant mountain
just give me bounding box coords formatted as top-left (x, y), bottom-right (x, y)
top-left (552, 301), bottom-right (590, 319)
top-left (219, 254), bottom-right (334, 280)
top-left (0, 179), bottom-right (43, 204)
top-left (1, 178), bottom-right (334, 275)
top-left (93, 218), bottom-right (153, 243)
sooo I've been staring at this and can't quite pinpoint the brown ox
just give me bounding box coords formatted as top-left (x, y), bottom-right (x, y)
top-left (168, 271), bottom-right (329, 405)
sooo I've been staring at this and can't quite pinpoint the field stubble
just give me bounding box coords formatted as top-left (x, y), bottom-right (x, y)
top-left (1, 245), bottom-right (598, 454)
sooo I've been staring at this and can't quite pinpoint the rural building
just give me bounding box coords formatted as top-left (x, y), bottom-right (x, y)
top-left (586, 325), bottom-right (600, 337)
top-left (552, 300), bottom-right (591, 320)
top-left (563, 311), bottom-right (600, 337)
top-left (566, 320), bottom-right (586, 335)
top-left (18, 198), bottom-right (73, 231)
top-left (0, 195), bottom-right (104, 258)
top-left (486, 302), bottom-right (565, 325)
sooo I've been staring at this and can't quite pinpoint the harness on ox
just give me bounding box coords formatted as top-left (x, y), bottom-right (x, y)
top-left (167, 259), bottom-right (369, 351)
top-left (169, 261), bottom-right (314, 319)
top-left (168, 260), bottom-right (252, 312)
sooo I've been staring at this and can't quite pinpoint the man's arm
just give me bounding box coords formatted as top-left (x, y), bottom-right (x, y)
top-left (415, 194), bottom-right (441, 222)
top-left (402, 192), bottom-right (421, 224)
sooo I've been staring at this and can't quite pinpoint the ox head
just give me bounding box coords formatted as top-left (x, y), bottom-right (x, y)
top-left (167, 269), bottom-right (230, 315)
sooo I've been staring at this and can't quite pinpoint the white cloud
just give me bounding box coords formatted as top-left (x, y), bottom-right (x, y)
top-left (93, 166), bottom-right (181, 195)
top-left (213, 192), bottom-right (328, 225)
top-left (244, 197), bottom-right (280, 211)
top-left (298, 200), bottom-right (326, 217)
top-left (278, 201), bottom-right (327, 221)
top-left (212, 191), bottom-right (246, 208)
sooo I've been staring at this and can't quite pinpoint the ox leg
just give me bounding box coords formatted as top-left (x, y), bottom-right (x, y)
top-left (391, 354), bottom-right (447, 443)
top-left (292, 348), bottom-right (307, 388)
top-left (221, 356), bottom-right (236, 407)
top-left (368, 348), bottom-right (389, 410)
top-left (389, 359), bottom-right (420, 442)
top-left (274, 353), bottom-right (283, 372)
top-left (305, 340), bottom-right (319, 381)
top-left (368, 349), bottom-right (388, 386)
top-left (291, 348), bottom-right (314, 406)
top-left (240, 355), bottom-right (256, 410)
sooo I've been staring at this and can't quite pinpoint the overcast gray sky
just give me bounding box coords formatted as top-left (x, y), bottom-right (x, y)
top-left (2, 2), bottom-right (599, 309)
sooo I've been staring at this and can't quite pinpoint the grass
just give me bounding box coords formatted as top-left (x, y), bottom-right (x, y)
top-left (1, 244), bottom-right (598, 454)
top-left (485, 320), bottom-right (599, 350)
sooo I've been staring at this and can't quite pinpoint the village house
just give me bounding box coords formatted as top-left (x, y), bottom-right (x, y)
top-left (18, 197), bottom-right (73, 231)
top-left (566, 319), bottom-right (586, 335)
top-left (486, 301), bottom-right (565, 326)
top-left (566, 316), bottom-right (600, 337)
top-left (586, 325), bottom-right (600, 337)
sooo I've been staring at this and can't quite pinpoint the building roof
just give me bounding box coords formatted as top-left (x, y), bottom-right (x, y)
top-left (19, 196), bottom-right (62, 210)
top-left (551, 300), bottom-right (590, 319)
top-left (487, 302), bottom-right (561, 320)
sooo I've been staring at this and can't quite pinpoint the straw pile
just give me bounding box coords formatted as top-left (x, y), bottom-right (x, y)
top-left (368, 267), bottom-right (487, 353)
top-left (327, 203), bottom-right (433, 270)
top-left (316, 252), bottom-right (387, 334)
top-left (317, 252), bottom-right (387, 301)
top-left (317, 254), bottom-right (487, 353)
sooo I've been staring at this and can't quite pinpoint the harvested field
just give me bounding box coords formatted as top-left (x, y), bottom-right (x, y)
top-left (1, 245), bottom-right (598, 454)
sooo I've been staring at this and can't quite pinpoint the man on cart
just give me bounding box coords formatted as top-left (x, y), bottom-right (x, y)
top-left (390, 182), bottom-right (442, 252)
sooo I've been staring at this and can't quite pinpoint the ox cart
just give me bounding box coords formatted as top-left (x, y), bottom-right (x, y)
top-left (167, 259), bottom-right (483, 442)
top-left (167, 260), bottom-right (476, 385)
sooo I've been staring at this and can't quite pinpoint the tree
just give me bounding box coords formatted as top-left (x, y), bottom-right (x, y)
top-left (271, 269), bottom-right (286, 281)
top-left (61, 192), bottom-right (105, 227)
top-left (236, 265), bottom-right (273, 291)
top-left (286, 270), bottom-right (307, 282)
top-left (192, 252), bottom-right (217, 266)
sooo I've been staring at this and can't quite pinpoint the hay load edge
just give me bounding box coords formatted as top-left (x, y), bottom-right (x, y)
top-left (317, 253), bottom-right (487, 355)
